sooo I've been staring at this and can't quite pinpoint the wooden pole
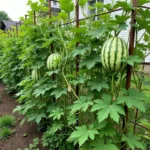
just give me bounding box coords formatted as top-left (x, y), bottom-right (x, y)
top-left (15, 23), bottom-right (18, 37)
top-left (33, 10), bottom-right (36, 25)
top-left (48, 0), bottom-right (55, 102)
top-left (121, 0), bottom-right (137, 149)
top-left (75, 0), bottom-right (79, 149)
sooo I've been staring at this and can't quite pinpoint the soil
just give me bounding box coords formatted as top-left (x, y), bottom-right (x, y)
top-left (0, 83), bottom-right (48, 150)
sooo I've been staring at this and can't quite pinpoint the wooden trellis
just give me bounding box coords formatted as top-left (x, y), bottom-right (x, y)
top-left (5, 0), bottom-right (150, 149)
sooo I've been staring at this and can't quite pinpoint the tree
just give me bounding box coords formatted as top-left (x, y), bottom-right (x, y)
top-left (0, 11), bottom-right (11, 29)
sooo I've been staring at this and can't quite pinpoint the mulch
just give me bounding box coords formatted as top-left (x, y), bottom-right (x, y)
top-left (0, 83), bottom-right (47, 150)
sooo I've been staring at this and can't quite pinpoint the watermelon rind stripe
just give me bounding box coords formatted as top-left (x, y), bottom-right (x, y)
top-left (47, 53), bottom-right (61, 70)
top-left (107, 37), bottom-right (115, 71)
top-left (113, 38), bottom-right (118, 71)
top-left (117, 38), bottom-right (123, 71)
top-left (101, 37), bottom-right (128, 72)
top-left (102, 39), bottom-right (110, 68)
top-left (102, 38), bottom-right (112, 69)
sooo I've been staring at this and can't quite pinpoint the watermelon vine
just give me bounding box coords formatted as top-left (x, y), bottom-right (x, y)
top-left (0, 0), bottom-right (150, 150)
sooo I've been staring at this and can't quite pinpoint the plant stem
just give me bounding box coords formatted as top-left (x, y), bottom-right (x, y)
top-left (111, 73), bottom-right (115, 100)
top-left (133, 108), bottom-right (138, 134)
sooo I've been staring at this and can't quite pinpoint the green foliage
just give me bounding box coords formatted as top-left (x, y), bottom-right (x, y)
top-left (59, 0), bottom-right (74, 13)
top-left (122, 133), bottom-right (145, 150)
top-left (0, 0), bottom-right (149, 149)
top-left (117, 88), bottom-right (146, 112)
top-left (68, 125), bottom-right (99, 146)
top-left (79, 0), bottom-right (88, 7)
top-left (0, 115), bottom-right (16, 128)
top-left (42, 132), bottom-right (73, 150)
top-left (0, 127), bottom-right (12, 140)
top-left (24, 137), bottom-right (40, 150)
top-left (91, 95), bottom-right (125, 123)
top-left (81, 138), bottom-right (119, 150)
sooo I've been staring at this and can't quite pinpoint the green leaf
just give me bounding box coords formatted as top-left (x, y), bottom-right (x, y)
top-left (71, 76), bottom-right (86, 85)
top-left (28, 112), bottom-right (46, 124)
top-left (71, 96), bottom-right (93, 114)
top-left (117, 88), bottom-right (146, 112)
top-left (87, 26), bottom-right (107, 39)
top-left (49, 107), bottom-right (64, 120)
top-left (122, 133), bottom-right (145, 150)
top-left (68, 125), bottom-right (99, 146)
top-left (46, 70), bottom-right (60, 76)
top-left (138, 0), bottom-right (150, 5)
top-left (99, 122), bottom-right (116, 137)
top-left (90, 138), bottom-right (119, 150)
top-left (31, 61), bottom-right (44, 69)
top-left (88, 79), bottom-right (109, 92)
top-left (80, 52), bottom-right (100, 69)
top-left (33, 83), bottom-right (57, 97)
top-left (79, 0), bottom-right (88, 7)
top-left (51, 88), bottom-right (67, 99)
top-left (71, 27), bottom-right (86, 33)
top-left (122, 55), bottom-right (142, 66)
top-left (91, 95), bottom-right (125, 123)
top-left (111, 15), bottom-right (130, 24)
top-left (117, 23), bottom-right (128, 31)
top-left (59, 0), bottom-right (74, 13)
top-left (48, 123), bottom-right (63, 135)
top-left (35, 113), bottom-right (46, 124)
top-left (104, 4), bottom-right (113, 10)
top-left (114, 1), bottom-right (132, 12)
top-left (71, 46), bottom-right (90, 58)
top-left (67, 114), bottom-right (77, 125)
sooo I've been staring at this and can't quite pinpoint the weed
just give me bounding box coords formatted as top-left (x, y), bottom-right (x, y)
top-left (0, 115), bottom-right (16, 128)
top-left (0, 127), bottom-right (12, 140)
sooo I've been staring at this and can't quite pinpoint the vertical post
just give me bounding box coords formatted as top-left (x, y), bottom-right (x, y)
top-left (48, 0), bottom-right (55, 102)
top-left (126, 0), bottom-right (137, 89)
top-left (33, 10), bottom-right (36, 25)
top-left (121, 0), bottom-right (137, 150)
top-left (25, 14), bottom-right (28, 20)
top-left (16, 23), bottom-right (18, 37)
top-left (19, 20), bottom-right (22, 33)
top-left (76, 0), bottom-right (79, 98)
top-left (48, 0), bottom-right (52, 22)
top-left (25, 15), bottom-right (28, 27)
top-left (75, 1), bottom-right (79, 150)
top-left (10, 27), bottom-right (12, 37)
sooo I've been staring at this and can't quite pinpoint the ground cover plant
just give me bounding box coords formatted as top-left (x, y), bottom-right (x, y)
top-left (0, 115), bottom-right (16, 140)
top-left (0, 0), bottom-right (150, 149)
top-left (0, 115), bottom-right (16, 128)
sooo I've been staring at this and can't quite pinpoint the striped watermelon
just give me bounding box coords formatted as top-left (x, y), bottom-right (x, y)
top-left (31, 69), bottom-right (40, 81)
top-left (101, 37), bottom-right (128, 72)
top-left (47, 53), bottom-right (61, 70)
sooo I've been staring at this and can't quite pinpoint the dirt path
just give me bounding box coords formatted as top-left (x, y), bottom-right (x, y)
top-left (0, 83), bottom-right (47, 150)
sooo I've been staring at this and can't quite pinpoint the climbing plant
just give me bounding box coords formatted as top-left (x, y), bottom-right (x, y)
top-left (0, 0), bottom-right (150, 149)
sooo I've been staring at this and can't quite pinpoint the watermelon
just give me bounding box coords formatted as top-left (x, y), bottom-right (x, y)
top-left (47, 53), bottom-right (61, 70)
top-left (31, 69), bottom-right (40, 81)
top-left (101, 37), bottom-right (128, 72)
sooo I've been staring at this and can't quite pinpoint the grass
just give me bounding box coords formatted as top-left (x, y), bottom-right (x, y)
top-left (0, 127), bottom-right (12, 140)
top-left (0, 115), bottom-right (16, 128)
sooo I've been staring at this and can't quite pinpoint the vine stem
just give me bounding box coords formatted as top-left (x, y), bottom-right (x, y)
top-left (133, 108), bottom-right (138, 134)
top-left (62, 72), bottom-right (79, 100)
top-left (57, 26), bottom-right (79, 100)
top-left (111, 73), bottom-right (115, 100)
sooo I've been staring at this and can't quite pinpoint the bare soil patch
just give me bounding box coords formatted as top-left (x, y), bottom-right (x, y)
top-left (0, 83), bottom-right (47, 150)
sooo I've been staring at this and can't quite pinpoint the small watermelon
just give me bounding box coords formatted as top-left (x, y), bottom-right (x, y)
top-left (47, 53), bottom-right (61, 70)
top-left (101, 37), bottom-right (128, 72)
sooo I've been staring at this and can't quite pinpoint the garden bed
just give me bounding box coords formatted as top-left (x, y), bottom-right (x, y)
top-left (0, 83), bottom-right (47, 150)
